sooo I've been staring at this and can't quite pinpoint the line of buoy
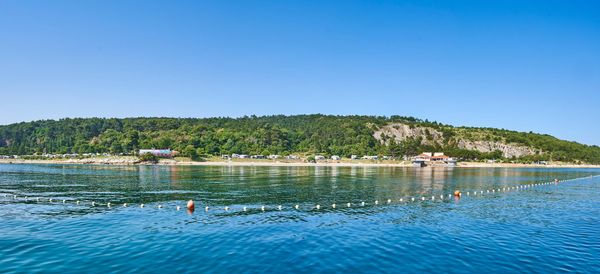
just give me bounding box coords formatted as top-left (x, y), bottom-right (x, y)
top-left (1, 176), bottom-right (597, 215)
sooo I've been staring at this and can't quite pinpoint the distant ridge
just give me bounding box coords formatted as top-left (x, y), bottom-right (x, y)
top-left (1, 115), bottom-right (598, 164)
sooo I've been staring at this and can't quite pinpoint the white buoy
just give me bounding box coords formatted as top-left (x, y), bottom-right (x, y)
top-left (205, 206), bottom-right (209, 211)
top-left (277, 205), bottom-right (281, 211)
top-left (400, 198), bottom-right (403, 202)
top-left (49, 198), bottom-right (53, 202)
top-left (375, 200), bottom-right (379, 205)
top-left (76, 200), bottom-right (80, 205)
top-left (140, 203), bottom-right (144, 208)
top-left (440, 195), bottom-right (443, 199)
top-left (387, 199), bottom-right (391, 204)
top-left (261, 206), bottom-right (265, 211)
top-left (361, 201), bottom-right (365, 206)
top-left (14, 195), bottom-right (17, 199)
top-left (347, 203), bottom-right (351, 207)
top-left (412, 197), bottom-right (415, 202)
top-left (157, 204), bottom-right (162, 209)
top-left (243, 206), bottom-right (247, 211)
top-left (225, 206), bottom-right (229, 211)
top-left (92, 201), bottom-right (95, 206)
top-left (316, 204), bottom-right (320, 210)
top-left (432, 196), bottom-right (435, 201)
top-left (448, 194), bottom-right (451, 198)
top-left (421, 197), bottom-right (425, 201)
top-left (107, 202), bottom-right (111, 208)
top-left (123, 203), bottom-right (127, 207)
top-left (176, 206), bottom-right (180, 211)
top-left (62, 199), bottom-right (66, 203)
top-left (294, 205), bottom-right (299, 210)
top-left (332, 203), bottom-right (336, 208)
top-left (467, 192), bottom-right (470, 196)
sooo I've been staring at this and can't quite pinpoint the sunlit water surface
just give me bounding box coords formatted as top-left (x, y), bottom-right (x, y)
top-left (0, 164), bottom-right (599, 273)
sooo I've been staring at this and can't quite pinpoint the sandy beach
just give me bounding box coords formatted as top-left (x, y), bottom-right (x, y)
top-left (1, 157), bottom-right (599, 169)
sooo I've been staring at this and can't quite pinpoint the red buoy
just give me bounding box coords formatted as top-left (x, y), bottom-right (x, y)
top-left (187, 200), bottom-right (195, 211)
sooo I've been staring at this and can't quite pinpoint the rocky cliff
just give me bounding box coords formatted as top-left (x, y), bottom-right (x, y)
top-left (374, 123), bottom-right (539, 158)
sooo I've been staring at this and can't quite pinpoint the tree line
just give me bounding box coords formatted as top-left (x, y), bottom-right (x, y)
top-left (0, 115), bottom-right (599, 163)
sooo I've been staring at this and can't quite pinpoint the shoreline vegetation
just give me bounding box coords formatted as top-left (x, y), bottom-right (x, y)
top-left (1, 157), bottom-right (599, 169)
top-left (1, 115), bottom-right (600, 165)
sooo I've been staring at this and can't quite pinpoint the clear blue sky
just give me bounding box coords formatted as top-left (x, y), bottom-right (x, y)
top-left (1, 1), bottom-right (599, 145)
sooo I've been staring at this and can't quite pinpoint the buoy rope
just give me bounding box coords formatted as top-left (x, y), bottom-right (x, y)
top-left (1, 175), bottom-right (597, 213)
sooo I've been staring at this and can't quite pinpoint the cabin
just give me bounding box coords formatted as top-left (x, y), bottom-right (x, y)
top-left (331, 155), bottom-right (341, 160)
top-left (431, 154), bottom-right (449, 162)
top-left (412, 152), bottom-right (457, 167)
top-left (139, 149), bottom-right (174, 158)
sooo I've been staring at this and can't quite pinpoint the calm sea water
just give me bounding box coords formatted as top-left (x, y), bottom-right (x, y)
top-left (0, 164), bottom-right (599, 273)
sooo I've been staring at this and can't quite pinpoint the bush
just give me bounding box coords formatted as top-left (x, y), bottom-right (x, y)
top-left (139, 152), bottom-right (159, 163)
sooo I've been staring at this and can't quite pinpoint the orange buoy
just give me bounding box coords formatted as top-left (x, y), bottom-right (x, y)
top-left (454, 190), bottom-right (461, 197)
top-left (186, 200), bottom-right (195, 211)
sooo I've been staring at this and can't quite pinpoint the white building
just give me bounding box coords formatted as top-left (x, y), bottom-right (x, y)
top-left (139, 149), bottom-right (174, 158)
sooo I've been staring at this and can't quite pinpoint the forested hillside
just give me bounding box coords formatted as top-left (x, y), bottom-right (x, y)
top-left (1, 115), bottom-right (599, 163)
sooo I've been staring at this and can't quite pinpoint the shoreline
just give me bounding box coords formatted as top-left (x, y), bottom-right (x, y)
top-left (1, 158), bottom-right (599, 169)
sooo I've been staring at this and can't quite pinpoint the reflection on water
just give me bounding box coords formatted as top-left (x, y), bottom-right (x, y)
top-left (0, 164), bottom-right (596, 216)
top-left (0, 164), bottom-right (599, 273)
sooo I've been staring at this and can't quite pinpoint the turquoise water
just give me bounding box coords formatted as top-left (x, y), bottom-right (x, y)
top-left (0, 164), bottom-right (599, 273)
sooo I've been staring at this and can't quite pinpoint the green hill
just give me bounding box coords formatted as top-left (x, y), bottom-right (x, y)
top-left (1, 115), bottom-right (599, 164)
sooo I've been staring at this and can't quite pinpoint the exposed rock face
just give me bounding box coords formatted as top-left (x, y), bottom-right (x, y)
top-left (373, 123), bottom-right (444, 146)
top-left (456, 140), bottom-right (537, 158)
top-left (374, 123), bottom-right (538, 158)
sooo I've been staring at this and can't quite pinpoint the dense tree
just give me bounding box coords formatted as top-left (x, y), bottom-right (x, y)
top-left (0, 115), bottom-right (598, 164)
